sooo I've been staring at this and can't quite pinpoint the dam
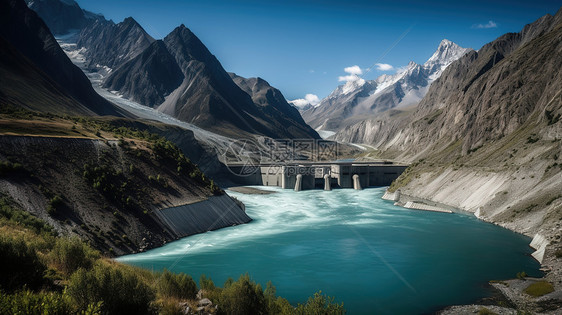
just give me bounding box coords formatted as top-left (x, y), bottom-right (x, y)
top-left (227, 161), bottom-right (408, 191)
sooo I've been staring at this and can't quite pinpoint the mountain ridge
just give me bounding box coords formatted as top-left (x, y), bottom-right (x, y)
top-left (25, 0), bottom-right (103, 35)
top-left (76, 16), bottom-right (155, 71)
top-left (301, 39), bottom-right (471, 133)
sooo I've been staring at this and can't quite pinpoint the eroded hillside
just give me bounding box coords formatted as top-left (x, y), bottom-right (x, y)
top-left (0, 108), bottom-right (249, 255)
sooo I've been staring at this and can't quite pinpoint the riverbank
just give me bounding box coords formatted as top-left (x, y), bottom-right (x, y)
top-left (384, 186), bottom-right (562, 314)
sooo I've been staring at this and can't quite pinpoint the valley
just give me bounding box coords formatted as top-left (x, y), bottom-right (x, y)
top-left (0, 0), bottom-right (561, 313)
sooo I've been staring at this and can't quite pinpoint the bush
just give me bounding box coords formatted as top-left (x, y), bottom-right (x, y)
top-left (0, 161), bottom-right (24, 176)
top-left (50, 237), bottom-right (100, 275)
top-left (47, 195), bottom-right (63, 215)
top-left (216, 274), bottom-right (267, 315)
top-left (294, 291), bottom-right (345, 315)
top-left (199, 274), bottom-right (216, 292)
top-left (67, 263), bottom-right (155, 314)
top-left (157, 269), bottom-right (198, 300)
top-left (516, 271), bottom-right (527, 279)
top-left (478, 307), bottom-right (498, 315)
top-left (0, 196), bottom-right (53, 234)
top-left (0, 290), bottom-right (75, 314)
top-left (524, 281), bottom-right (554, 297)
top-left (0, 236), bottom-right (46, 292)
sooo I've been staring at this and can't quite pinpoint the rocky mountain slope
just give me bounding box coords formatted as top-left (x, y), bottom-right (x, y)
top-left (76, 16), bottom-right (155, 71)
top-left (0, 111), bottom-right (249, 255)
top-left (361, 9), bottom-right (562, 309)
top-left (302, 39), bottom-right (471, 133)
top-left (103, 40), bottom-right (184, 107)
top-left (0, 0), bottom-right (125, 116)
top-left (229, 73), bottom-right (321, 139)
top-left (354, 8), bottom-right (562, 160)
top-left (28, 0), bottom-right (155, 73)
top-left (106, 24), bottom-right (319, 139)
top-left (0, 35), bottom-right (91, 115)
top-left (25, 0), bottom-right (103, 35)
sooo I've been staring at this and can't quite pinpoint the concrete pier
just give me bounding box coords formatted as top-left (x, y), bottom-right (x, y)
top-left (294, 174), bottom-right (302, 192)
top-left (324, 174), bottom-right (331, 191)
top-left (353, 174), bottom-right (362, 190)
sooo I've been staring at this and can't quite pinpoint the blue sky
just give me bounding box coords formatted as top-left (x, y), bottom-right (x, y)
top-left (76, 0), bottom-right (561, 102)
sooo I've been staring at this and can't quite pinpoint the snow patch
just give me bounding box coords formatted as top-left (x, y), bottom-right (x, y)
top-left (316, 130), bottom-right (336, 139)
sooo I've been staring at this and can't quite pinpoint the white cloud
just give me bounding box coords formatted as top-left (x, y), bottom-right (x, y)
top-left (344, 65), bottom-right (363, 75)
top-left (375, 63), bottom-right (394, 71)
top-left (338, 74), bottom-right (361, 82)
top-left (472, 20), bottom-right (498, 29)
top-left (338, 65), bottom-right (365, 82)
top-left (289, 94), bottom-right (321, 108)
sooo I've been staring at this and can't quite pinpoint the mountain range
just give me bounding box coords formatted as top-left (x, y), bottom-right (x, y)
top-left (301, 39), bottom-right (471, 133)
top-left (27, 0), bottom-right (319, 139)
top-left (335, 9), bottom-right (562, 155)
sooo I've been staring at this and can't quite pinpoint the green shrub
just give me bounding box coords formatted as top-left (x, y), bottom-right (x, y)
top-left (0, 290), bottom-right (75, 314)
top-left (516, 271), bottom-right (527, 279)
top-left (524, 281), bottom-right (554, 297)
top-left (199, 274), bottom-right (216, 291)
top-left (294, 291), bottom-right (345, 315)
top-left (0, 236), bottom-right (46, 292)
top-left (0, 196), bottom-right (53, 234)
top-left (0, 161), bottom-right (24, 176)
top-left (216, 274), bottom-right (267, 315)
top-left (47, 195), bottom-right (63, 215)
top-left (50, 237), bottom-right (100, 275)
top-left (478, 307), bottom-right (498, 315)
top-left (67, 263), bottom-right (155, 314)
top-left (157, 269), bottom-right (198, 300)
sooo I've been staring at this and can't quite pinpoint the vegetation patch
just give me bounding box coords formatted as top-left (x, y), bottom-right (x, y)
top-left (0, 160), bottom-right (25, 177)
top-left (526, 133), bottom-right (539, 144)
top-left (0, 195), bottom-right (53, 235)
top-left (423, 109), bottom-right (443, 125)
top-left (478, 307), bottom-right (498, 315)
top-left (156, 269), bottom-right (198, 300)
top-left (524, 281), bottom-right (554, 297)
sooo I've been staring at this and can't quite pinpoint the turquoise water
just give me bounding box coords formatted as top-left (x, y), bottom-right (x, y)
top-left (118, 187), bottom-right (541, 314)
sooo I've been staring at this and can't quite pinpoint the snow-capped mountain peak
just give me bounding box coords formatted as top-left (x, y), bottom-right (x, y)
top-left (302, 39), bottom-right (472, 132)
top-left (341, 78), bottom-right (366, 95)
top-left (424, 39), bottom-right (472, 78)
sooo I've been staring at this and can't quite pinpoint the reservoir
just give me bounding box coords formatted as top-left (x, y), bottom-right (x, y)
top-left (118, 187), bottom-right (541, 314)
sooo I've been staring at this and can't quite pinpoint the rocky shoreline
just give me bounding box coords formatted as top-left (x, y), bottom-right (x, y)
top-left (383, 189), bottom-right (562, 314)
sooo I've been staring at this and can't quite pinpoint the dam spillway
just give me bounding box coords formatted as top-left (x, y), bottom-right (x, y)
top-left (227, 161), bottom-right (408, 191)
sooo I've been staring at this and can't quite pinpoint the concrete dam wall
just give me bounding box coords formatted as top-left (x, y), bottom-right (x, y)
top-left (154, 194), bottom-right (251, 238)
top-left (228, 162), bottom-right (408, 191)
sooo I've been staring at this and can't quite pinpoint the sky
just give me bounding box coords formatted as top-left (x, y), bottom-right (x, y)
top-left (76, 0), bottom-right (561, 103)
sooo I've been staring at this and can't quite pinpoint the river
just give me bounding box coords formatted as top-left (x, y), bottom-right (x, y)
top-left (118, 186), bottom-right (541, 314)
